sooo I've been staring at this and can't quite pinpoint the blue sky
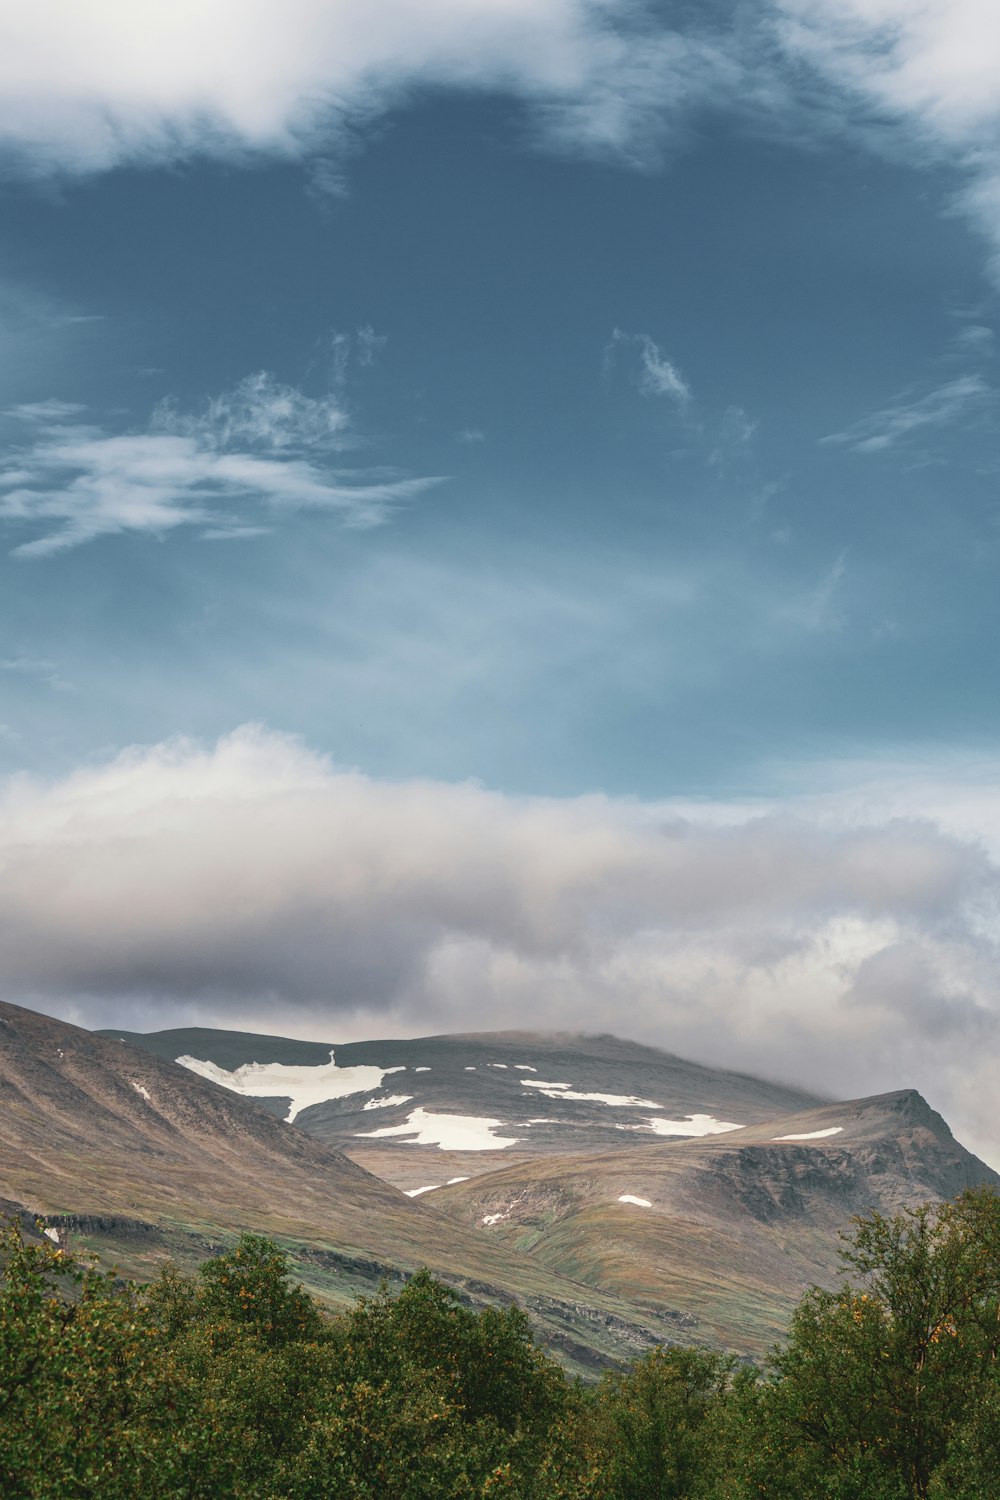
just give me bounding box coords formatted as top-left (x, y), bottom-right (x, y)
top-left (3, 2), bottom-right (1000, 1158)
top-left (2, 4), bottom-right (998, 797)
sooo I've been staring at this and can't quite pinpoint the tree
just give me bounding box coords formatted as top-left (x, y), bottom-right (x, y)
top-left (757, 1188), bottom-right (1000, 1500)
top-left (591, 1344), bottom-right (733, 1500)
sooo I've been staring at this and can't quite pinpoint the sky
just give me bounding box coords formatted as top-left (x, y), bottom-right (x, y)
top-left (2, 1), bottom-right (1000, 1161)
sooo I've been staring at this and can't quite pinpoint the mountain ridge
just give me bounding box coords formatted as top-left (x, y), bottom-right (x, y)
top-left (8, 1005), bottom-right (997, 1360)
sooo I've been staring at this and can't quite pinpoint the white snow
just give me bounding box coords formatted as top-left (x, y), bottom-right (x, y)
top-left (617, 1114), bottom-right (742, 1137)
top-left (43, 1226), bottom-right (60, 1243)
top-left (513, 1064), bottom-right (537, 1071)
top-left (464, 1066), bottom-right (476, 1071)
top-left (404, 1185), bottom-right (440, 1197)
top-left (357, 1106), bottom-right (520, 1150)
top-left (774, 1126), bottom-right (844, 1141)
top-left (446, 1176), bottom-right (469, 1184)
top-left (130, 1080), bottom-right (151, 1103)
top-left (520, 1079), bottom-right (664, 1108)
top-left (618, 1195), bottom-right (652, 1208)
top-left (488, 1063), bottom-right (508, 1069)
top-left (362, 1093), bottom-right (413, 1111)
top-left (481, 1211), bottom-right (508, 1226)
top-left (414, 1066), bottom-right (431, 1072)
top-left (175, 1050), bottom-right (406, 1123)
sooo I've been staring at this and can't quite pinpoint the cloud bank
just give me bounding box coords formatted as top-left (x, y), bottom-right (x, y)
top-left (5, 723), bottom-right (1000, 1165)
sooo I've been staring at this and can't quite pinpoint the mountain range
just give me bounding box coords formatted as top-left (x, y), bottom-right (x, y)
top-left (0, 1000), bottom-right (993, 1365)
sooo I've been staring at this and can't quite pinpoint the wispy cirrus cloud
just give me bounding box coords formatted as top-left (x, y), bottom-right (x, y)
top-left (0, 372), bottom-right (443, 557)
top-left (821, 374), bottom-right (992, 453)
top-left (605, 329), bottom-right (691, 404)
top-left (0, 655), bottom-right (77, 693)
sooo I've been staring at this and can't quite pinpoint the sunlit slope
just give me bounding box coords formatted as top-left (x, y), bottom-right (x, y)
top-left (0, 1002), bottom-right (692, 1369)
top-left (430, 1090), bottom-right (1000, 1357)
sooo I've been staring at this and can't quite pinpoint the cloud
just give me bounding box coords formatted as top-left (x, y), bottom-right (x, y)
top-left (7, 723), bottom-right (1000, 1166)
top-left (1, 0), bottom-right (1000, 287)
top-left (606, 329), bottom-right (691, 404)
top-left (3, 2), bottom-right (1000, 293)
top-left (152, 371), bottom-right (353, 453)
top-left (821, 374), bottom-right (993, 453)
top-left (0, 374), bottom-right (442, 556)
top-left (772, 0), bottom-right (1000, 263)
top-left (0, 1), bottom-right (736, 181)
top-left (0, 656), bottom-right (77, 693)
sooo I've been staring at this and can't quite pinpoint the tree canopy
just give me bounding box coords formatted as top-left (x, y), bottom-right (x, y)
top-left (1, 1188), bottom-right (999, 1498)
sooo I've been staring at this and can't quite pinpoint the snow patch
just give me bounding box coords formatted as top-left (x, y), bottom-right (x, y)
top-left (362, 1093), bottom-right (413, 1111)
top-left (446, 1176), bottom-right (469, 1184)
top-left (618, 1114), bottom-right (742, 1137)
top-left (43, 1226), bottom-right (61, 1243)
top-left (404, 1185), bottom-right (440, 1197)
top-left (464, 1066), bottom-right (476, 1071)
top-left (357, 1107), bottom-right (519, 1151)
top-left (414, 1066), bottom-right (431, 1072)
top-left (774, 1126), bottom-right (844, 1141)
top-left (481, 1211), bottom-right (508, 1226)
top-left (130, 1080), bottom-right (151, 1103)
top-left (618, 1195), bottom-right (652, 1208)
top-left (175, 1050), bottom-right (404, 1123)
top-left (520, 1079), bottom-right (663, 1108)
top-left (513, 1064), bottom-right (537, 1071)
top-left (487, 1063), bottom-right (508, 1069)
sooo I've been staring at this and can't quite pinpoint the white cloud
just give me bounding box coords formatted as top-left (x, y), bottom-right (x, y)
top-left (7, 723), bottom-right (1000, 1166)
top-left (0, 1), bottom-right (734, 180)
top-left (0, 375), bottom-right (442, 556)
top-left (773, 0), bottom-right (1000, 262)
top-left (821, 374), bottom-right (992, 453)
top-left (607, 329), bottom-right (691, 404)
top-left (152, 371), bottom-right (353, 452)
top-left (3, 2), bottom-right (1000, 288)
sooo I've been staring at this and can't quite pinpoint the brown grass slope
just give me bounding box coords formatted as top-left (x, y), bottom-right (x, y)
top-left (431, 1090), bottom-right (1000, 1359)
top-left (0, 1001), bottom-right (693, 1369)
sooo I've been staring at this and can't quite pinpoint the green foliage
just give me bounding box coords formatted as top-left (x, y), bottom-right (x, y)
top-left (591, 1345), bottom-right (733, 1499)
top-left (284, 1269), bottom-right (595, 1498)
top-left (744, 1187), bottom-right (1000, 1500)
top-left (2, 1190), bottom-right (1000, 1498)
top-left (196, 1232), bottom-right (323, 1347)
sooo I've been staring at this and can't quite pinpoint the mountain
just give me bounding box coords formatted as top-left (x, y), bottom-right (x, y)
top-left (430, 1088), bottom-right (1000, 1354)
top-left (0, 1002), bottom-right (692, 1372)
top-left (104, 1026), bottom-right (828, 1195)
top-left (109, 1019), bottom-right (1000, 1357)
